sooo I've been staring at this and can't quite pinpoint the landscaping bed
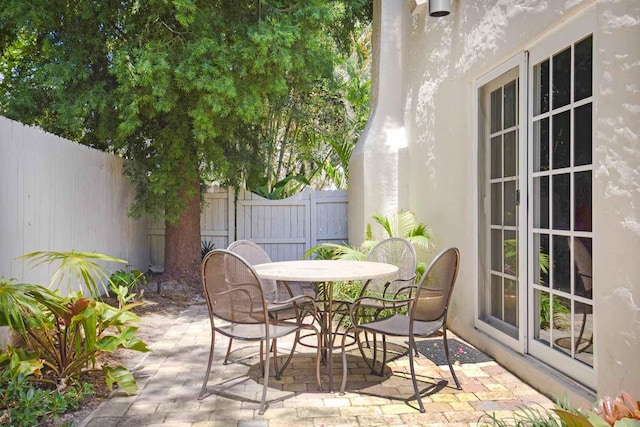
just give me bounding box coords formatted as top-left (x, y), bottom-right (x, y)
top-left (39, 277), bottom-right (203, 427)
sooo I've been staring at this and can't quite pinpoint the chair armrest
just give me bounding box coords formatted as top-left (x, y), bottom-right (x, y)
top-left (268, 294), bottom-right (318, 318)
top-left (349, 294), bottom-right (417, 326)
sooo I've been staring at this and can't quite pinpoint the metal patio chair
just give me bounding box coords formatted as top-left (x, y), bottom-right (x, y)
top-left (573, 238), bottom-right (593, 353)
top-left (356, 237), bottom-right (418, 375)
top-left (225, 240), bottom-right (314, 376)
top-left (340, 247), bottom-right (462, 413)
top-left (198, 249), bottom-right (321, 415)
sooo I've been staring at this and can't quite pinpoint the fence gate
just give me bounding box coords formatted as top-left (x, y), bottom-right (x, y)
top-left (236, 188), bottom-right (348, 262)
top-left (148, 187), bottom-right (348, 266)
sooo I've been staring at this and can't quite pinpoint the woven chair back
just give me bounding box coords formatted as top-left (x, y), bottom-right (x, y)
top-left (228, 240), bottom-right (278, 301)
top-left (412, 247), bottom-right (460, 322)
top-left (202, 250), bottom-right (267, 324)
top-left (366, 237), bottom-right (417, 295)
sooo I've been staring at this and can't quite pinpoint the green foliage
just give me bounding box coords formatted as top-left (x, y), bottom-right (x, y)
top-left (0, 252), bottom-right (150, 396)
top-left (305, 211), bottom-right (433, 310)
top-left (0, 277), bottom-right (66, 335)
top-left (20, 251), bottom-right (127, 298)
top-left (0, 368), bottom-right (93, 427)
top-left (201, 240), bottom-right (216, 260)
top-left (0, 0), bottom-right (372, 222)
top-left (305, 210), bottom-right (433, 280)
top-left (479, 393), bottom-right (640, 427)
top-left (15, 290), bottom-right (149, 394)
top-left (478, 403), bottom-right (563, 426)
top-left (109, 268), bottom-right (147, 292)
top-left (243, 21), bottom-right (371, 199)
top-left (539, 292), bottom-right (570, 330)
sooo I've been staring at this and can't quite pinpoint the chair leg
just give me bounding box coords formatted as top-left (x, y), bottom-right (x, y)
top-left (199, 330), bottom-right (216, 400)
top-left (306, 325), bottom-right (322, 391)
top-left (276, 330), bottom-right (300, 379)
top-left (356, 329), bottom-right (378, 374)
top-left (378, 335), bottom-right (388, 376)
top-left (340, 327), bottom-right (356, 394)
top-left (271, 339), bottom-right (281, 380)
top-left (223, 338), bottom-right (233, 365)
top-left (576, 309), bottom-right (593, 354)
top-left (442, 328), bottom-right (461, 390)
top-left (259, 338), bottom-right (270, 415)
top-left (408, 335), bottom-right (426, 413)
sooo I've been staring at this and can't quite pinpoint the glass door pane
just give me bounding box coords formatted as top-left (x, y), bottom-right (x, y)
top-left (530, 35), bottom-right (594, 371)
top-left (481, 70), bottom-right (520, 339)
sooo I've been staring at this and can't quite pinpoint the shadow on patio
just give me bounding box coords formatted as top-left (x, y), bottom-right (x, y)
top-left (81, 305), bottom-right (553, 427)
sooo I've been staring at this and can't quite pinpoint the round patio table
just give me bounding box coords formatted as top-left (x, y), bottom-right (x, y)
top-left (253, 260), bottom-right (398, 391)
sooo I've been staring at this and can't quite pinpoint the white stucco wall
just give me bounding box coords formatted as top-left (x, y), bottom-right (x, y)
top-left (356, 0), bottom-right (639, 404)
top-left (348, 0), bottom-right (411, 244)
top-left (592, 0), bottom-right (640, 399)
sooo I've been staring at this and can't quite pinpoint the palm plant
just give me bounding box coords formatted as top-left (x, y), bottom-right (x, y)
top-left (0, 278), bottom-right (66, 336)
top-left (0, 252), bottom-right (149, 394)
top-left (305, 210), bottom-right (434, 284)
top-left (19, 250), bottom-right (127, 297)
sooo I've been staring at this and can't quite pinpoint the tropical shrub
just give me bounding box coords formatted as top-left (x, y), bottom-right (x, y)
top-left (0, 252), bottom-right (150, 396)
top-left (304, 211), bottom-right (434, 326)
top-left (479, 393), bottom-right (640, 427)
top-left (555, 392), bottom-right (640, 426)
top-left (0, 360), bottom-right (93, 427)
top-left (0, 372), bottom-right (92, 426)
top-left (109, 268), bottom-right (147, 292)
top-left (305, 210), bottom-right (433, 269)
top-left (19, 250), bottom-right (127, 297)
top-left (201, 240), bottom-right (216, 260)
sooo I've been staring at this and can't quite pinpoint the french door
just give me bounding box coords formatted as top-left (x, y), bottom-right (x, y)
top-left (476, 10), bottom-right (595, 388)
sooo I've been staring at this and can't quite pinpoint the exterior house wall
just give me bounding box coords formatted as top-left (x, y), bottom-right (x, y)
top-left (352, 0), bottom-right (639, 404)
top-left (349, 0), bottom-right (411, 244)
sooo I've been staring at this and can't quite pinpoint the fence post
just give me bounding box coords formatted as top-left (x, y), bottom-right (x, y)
top-left (227, 186), bottom-right (235, 245)
top-left (309, 189), bottom-right (317, 252)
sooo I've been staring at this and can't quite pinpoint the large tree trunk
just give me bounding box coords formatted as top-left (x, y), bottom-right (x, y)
top-left (164, 176), bottom-right (201, 282)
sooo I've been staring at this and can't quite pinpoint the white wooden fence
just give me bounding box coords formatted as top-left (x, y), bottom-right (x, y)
top-left (0, 117), bottom-right (149, 287)
top-left (148, 187), bottom-right (348, 265)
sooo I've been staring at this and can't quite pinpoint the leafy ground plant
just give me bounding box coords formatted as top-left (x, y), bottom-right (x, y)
top-left (109, 269), bottom-right (147, 292)
top-left (479, 393), bottom-right (640, 427)
top-left (0, 252), bottom-right (150, 395)
top-left (0, 349), bottom-right (93, 426)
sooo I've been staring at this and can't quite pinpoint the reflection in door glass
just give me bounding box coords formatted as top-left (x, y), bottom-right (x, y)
top-left (553, 47), bottom-right (571, 109)
top-left (574, 104), bottom-right (592, 166)
top-left (533, 176), bottom-right (549, 229)
top-left (533, 118), bottom-right (549, 172)
top-left (552, 235), bottom-right (570, 293)
top-left (552, 174), bottom-right (570, 230)
top-left (491, 183), bottom-right (502, 225)
top-left (491, 88), bottom-right (502, 133)
top-left (533, 233), bottom-right (550, 287)
top-left (504, 80), bottom-right (517, 128)
top-left (504, 181), bottom-right (517, 227)
top-left (552, 111), bottom-right (571, 170)
top-left (574, 301), bottom-right (594, 367)
top-left (574, 172), bottom-right (592, 232)
top-left (504, 131), bottom-right (517, 177)
top-left (574, 36), bottom-right (593, 101)
top-left (534, 288), bottom-right (551, 345)
top-left (534, 60), bottom-right (549, 115)
top-left (491, 136), bottom-right (502, 179)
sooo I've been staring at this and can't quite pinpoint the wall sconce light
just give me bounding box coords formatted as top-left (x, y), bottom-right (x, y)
top-left (429, 0), bottom-right (451, 17)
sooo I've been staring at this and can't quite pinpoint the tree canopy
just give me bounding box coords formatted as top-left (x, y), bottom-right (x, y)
top-left (0, 0), bottom-right (371, 277)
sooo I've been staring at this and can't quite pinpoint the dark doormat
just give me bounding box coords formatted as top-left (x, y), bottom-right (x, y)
top-left (413, 338), bottom-right (493, 366)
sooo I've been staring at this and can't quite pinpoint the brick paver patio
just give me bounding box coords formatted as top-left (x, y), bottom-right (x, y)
top-left (80, 305), bottom-right (554, 426)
